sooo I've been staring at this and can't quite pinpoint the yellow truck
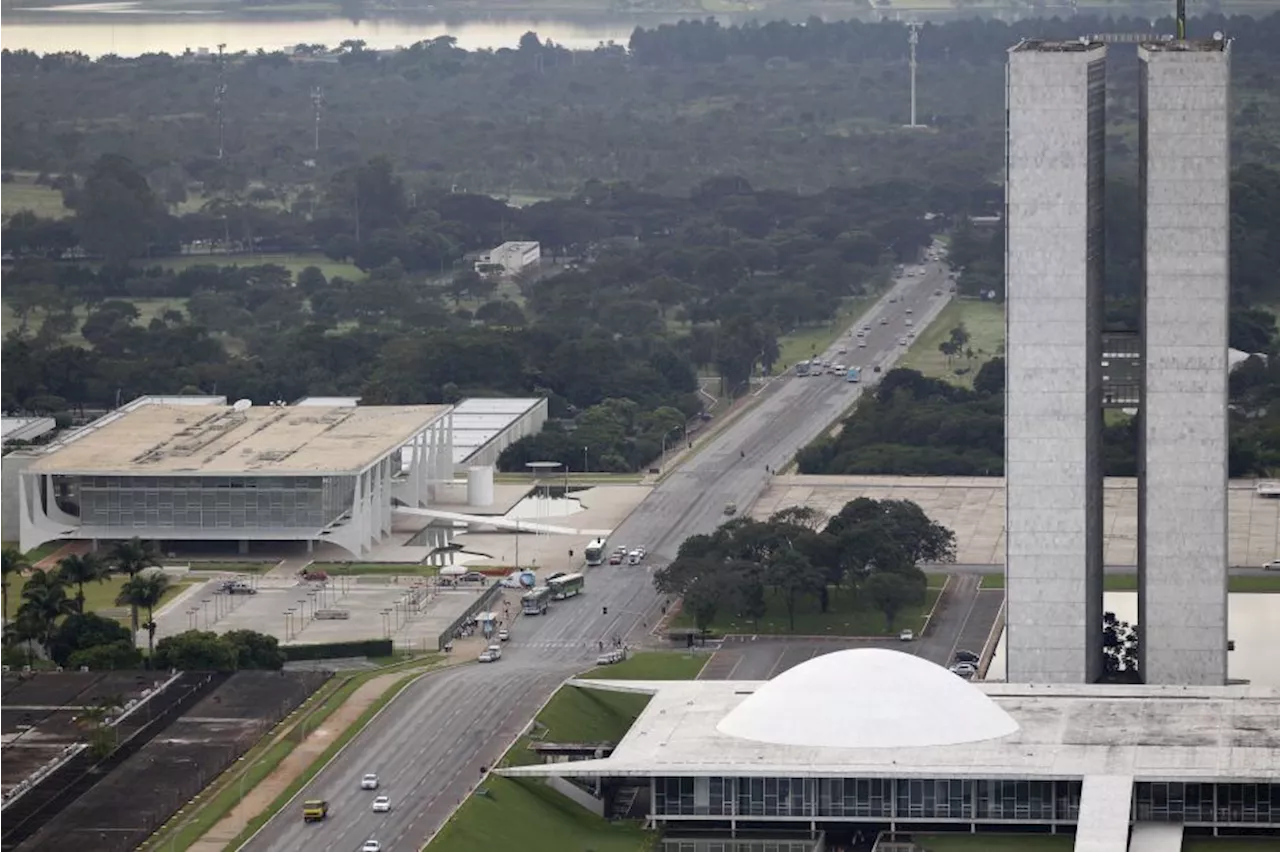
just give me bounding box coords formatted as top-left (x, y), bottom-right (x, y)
top-left (302, 799), bottom-right (329, 822)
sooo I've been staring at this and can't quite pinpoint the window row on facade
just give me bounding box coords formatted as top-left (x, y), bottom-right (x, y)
top-left (1134, 782), bottom-right (1279, 825)
top-left (653, 778), bottom-right (1279, 826)
top-left (655, 778), bottom-right (1075, 822)
top-left (75, 476), bottom-right (327, 489)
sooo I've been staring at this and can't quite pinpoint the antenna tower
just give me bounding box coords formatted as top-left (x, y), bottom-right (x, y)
top-left (907, 22), bottom-right (922, 128)
top-left (311, 86), bottom-right (324, 153)
top-left (214, 43), bottom-right (228, 160)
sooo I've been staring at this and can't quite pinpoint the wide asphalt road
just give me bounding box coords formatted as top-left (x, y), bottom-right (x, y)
top-left (240, 262), bottom-right (954, 852)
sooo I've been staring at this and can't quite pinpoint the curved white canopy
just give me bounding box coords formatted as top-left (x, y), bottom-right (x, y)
top-left (716, 648), bottom-right (1020, 749)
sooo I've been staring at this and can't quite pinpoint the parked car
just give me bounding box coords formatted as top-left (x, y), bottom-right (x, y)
top-left (299, 569), bottom-right (329, 582)
top-left (898, 629), bottom-right (915, 642)
top-left (372, 795), bottom-right (391, 813)
top-left (219, 580), bottom-right (256, 595)
top-left (361, 774), bottom-right (379, 790)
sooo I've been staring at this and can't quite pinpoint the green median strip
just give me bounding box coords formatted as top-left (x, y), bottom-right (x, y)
top-left (142, 656), bottom-right (440, 852)
top-left (221, 666), bottom-right (435, 850)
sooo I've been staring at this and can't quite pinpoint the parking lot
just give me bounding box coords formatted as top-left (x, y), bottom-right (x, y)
top-left (152, 576), bottom-right (492, 652)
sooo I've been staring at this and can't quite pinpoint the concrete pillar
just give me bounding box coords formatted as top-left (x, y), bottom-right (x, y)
top-left (238, 539), bottom-right (249, 555)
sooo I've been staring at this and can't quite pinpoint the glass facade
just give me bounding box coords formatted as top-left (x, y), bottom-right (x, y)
top-left (1134, 783), bottom-right (1280, 825)
top-left (74, 475), bottom-right (356, 530)
top-left (662, 840), bottom-right (818, 852)
top-left (654, 777), bottom-right (1280, 829)
top-left (655, 777), bottom-right (1079, 822)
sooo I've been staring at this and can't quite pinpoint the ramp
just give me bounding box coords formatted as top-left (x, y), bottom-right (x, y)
top-left (1075, 774), bottom-right (1135, 852)
top-left (1128, 823), bottom-right (1184, 852)
top-left (393, 505), bottom-right (612, 537)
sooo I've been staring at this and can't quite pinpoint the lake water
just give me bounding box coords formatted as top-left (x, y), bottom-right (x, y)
top-left (2, 3), bottom-right (655, 57)
top-left (985, 592), bottom-right (1280, 688)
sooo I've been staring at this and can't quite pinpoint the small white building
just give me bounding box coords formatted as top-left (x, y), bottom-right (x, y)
top-left (475, 241), bottom-right (540, 277)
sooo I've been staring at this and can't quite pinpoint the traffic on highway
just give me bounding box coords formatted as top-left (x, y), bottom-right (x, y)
top-left (238, 260), bottom-right (955, 852)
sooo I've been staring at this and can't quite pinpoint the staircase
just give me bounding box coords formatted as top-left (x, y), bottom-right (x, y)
top-left (610, 785), bottom-right (640, 820)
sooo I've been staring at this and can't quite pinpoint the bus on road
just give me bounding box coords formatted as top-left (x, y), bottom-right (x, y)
top-left (584, 538), bottom-right (608, 567)
top-left (794, 360), bottom-right (812, 377)
top-left (548, 572), bottom-right (586, 600)
top-left (845, 367), bottom-right (861, 383)
top-left (522, 586), bottom-right (552, 615)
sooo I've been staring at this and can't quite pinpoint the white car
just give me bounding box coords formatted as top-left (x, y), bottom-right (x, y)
top-left (837, 346), bottom-right (847, 354)
top-left (1264, 560), bottom-right (1280, 571)
top-left (636, 546), bottom-right (647, 558)
top-left (479, 644), bottom-right (502, 662)
top-left (362, 841), bottom-right (382, 852)
top-left (361, 773), bottom-right (379, 790)
top-left (627, 549), bottom-right (642, 565)
top-left (950, 662), bottom-right (977, 678)
top-left (372, 795), bottom-right (391, 813)
top-left (899, 338), bottom-right (908, 346)
top-left (857, 341), bottom-right (867, 348)
top-left (898, 629), bottom-right (915, 642)
top-left (497, 628), bottom-right (510, 642)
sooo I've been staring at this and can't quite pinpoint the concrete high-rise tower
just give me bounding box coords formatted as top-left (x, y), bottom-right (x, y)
top-left (1137, 38), bottom-right (1231, 686)
top-left (1004, 33), bottom-right (1231, 686)
top-left (1004, 40), bottom-right (1108, 685)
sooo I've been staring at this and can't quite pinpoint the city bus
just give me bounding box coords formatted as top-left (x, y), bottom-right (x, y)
top-left (846, 367), bottom-right (861, 383)
top-left (522, 586), bottom-right (552, 615)
top-left (794, 360), bottom-right (812, 377)
top-left (584, 538), bottom-right (608, 567)
top-left (548, 572), bottom-right (585, 600)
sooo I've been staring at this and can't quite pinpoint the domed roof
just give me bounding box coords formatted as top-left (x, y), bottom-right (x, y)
top-left (716, 648), bottom-right (1019, 749)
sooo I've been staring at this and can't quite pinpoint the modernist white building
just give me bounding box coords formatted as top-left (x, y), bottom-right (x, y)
top-left (15, 397), bottom-right (454, 557)
top-left (502, 650), bottom-right (1280, 849)
top-left (475, 241), bottom-right (540, 276)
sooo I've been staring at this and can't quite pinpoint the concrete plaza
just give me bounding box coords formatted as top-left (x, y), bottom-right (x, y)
top-left (754, 475), bottom-right (1280, 567)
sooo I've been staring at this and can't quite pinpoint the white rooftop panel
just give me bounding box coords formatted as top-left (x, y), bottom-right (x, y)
top-left (1, 417), bottom-right (57, 443)
top-left (448, 398), bottom-right (542, 464)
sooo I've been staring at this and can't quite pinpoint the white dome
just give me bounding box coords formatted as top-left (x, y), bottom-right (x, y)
top-left (716, 648), bottom-right (1019, 749)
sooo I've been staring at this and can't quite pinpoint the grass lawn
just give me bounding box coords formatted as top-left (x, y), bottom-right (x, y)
top-left (1183, 839), bottom-right (1280, 851)
top-left (913, 835), bottom-right (1073, 852)
top-left (899, 299), bottom-right (1005, 388)
top-left (149, 251), bottom-right (361, 281)
top-left (428, 775), bottom-right (651, 852)
top-left (1, 297), bottom-right (189, 341)
top-left (581, 651), bottom-right (706, 680)
top-left (1, 178), bottom-right (69, 219)
top-left (310, 562), bottom-right (439, 576)
top-left (1, 541), bottom-right (66, 563)
top-left (776, 296), bottom-right (876, 372)
top-left (184, 561), bottom-right (280, 573)
top-left (431, 654), bottom-right (707, 851)
top-left (5, 572), bottom-right (190, 621)
top-left (672, 575), bottom-right (945, 637)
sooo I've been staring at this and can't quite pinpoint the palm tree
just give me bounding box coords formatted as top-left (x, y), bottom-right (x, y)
top-left (116, 573), bottom-right (171, 660)
top-left (17, 569), bottom-right (77, 655)
top-left (56, 554), bottom-right (109, 614)
top-left (108, 538), bottom-right (160, 636)
top-left (2, 546), bottom-right (32, 626)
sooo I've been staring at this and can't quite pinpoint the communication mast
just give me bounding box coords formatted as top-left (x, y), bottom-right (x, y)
top-left (907, 22), bottom-right (923, 128)
top-left (311, 86), bottom-right (324, 153)
top-left (214, 43), bottom-right (228, 160)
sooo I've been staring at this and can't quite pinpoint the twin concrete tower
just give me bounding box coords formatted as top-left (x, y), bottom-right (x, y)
top-left (1004, 36), bottom-right (1231, 686)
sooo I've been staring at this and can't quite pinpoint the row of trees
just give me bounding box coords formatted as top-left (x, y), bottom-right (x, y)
top-left (4, 165), bottom-right (934, 472)
top-left (654, 499), bottom-right (956, 634)
top-left (3, 538), bottom-right (169, 667)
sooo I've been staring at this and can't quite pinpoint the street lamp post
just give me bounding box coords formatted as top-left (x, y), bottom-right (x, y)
top-left (583, 446), bottom-right (589, 475)
top-left (201, 599), bottom-right (211, 630)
